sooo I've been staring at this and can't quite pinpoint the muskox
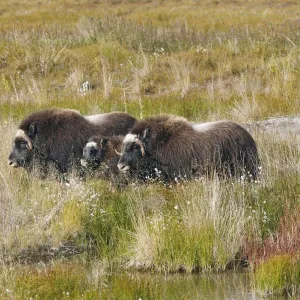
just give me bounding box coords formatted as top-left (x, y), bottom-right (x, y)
top-left (117, 115), bottom-right (260, 181)
top-left (8, 108), bottom-right (136, 176)
top-left (81, 135), bottom-right (129, 188)
top-left (81, 135), bottom-right (124, 176)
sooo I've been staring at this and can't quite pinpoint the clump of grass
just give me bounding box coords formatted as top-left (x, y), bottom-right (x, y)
top-left (128, 180), bottom-right (247, 272)
top-left (5, 262), bottom-right (102, 299)
top-left (99, 57), bottom-right (114, 99)
top-left (169, 58), bottom-right (192, 97)
top-left (241, 130), bottom-right (300, 264)
top-left (255, 255), bottom-right (300, 297)
top-left (127, 46), bottom-right (151, 117)
top-left (251, 203), bottom-right (300, 266)
top-left (81, 181), bottom-right (135, 263)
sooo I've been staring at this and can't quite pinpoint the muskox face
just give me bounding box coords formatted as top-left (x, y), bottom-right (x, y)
top-left (117, 131), bottom-right (148, 173)
top-left (81, 137), bottom-right (105, 169)
top-left (8, 125), bottom-right (36, 168)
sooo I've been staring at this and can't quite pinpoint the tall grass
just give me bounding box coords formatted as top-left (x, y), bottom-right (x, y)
top-left (255, 255), bottom-right (300, 297)
top-left (2, 4), bottom-right (300, 120)
top-left (128, 180), bottom-right (247, 272)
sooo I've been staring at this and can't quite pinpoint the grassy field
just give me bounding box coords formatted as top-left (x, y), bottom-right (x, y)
top-left (1, 0), bottom-right (300, 297)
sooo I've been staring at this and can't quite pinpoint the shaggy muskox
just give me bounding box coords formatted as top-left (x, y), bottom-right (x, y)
top-left (81, 135), bottom-right (124, 176)
top-left (117, 115), bottom-right (260, 181)
top-left (8, 108), bottom-right (136, 176)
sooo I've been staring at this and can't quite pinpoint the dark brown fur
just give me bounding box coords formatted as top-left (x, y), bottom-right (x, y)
top-left (119, 115), bottom-right (260, 180)
top-left (82, 135), bottom-right (129, 188)
top-left (82, 135), bottom-right (124, 175)
top-left (10, 108), bottom-right (136, 174)
top-left (98, 136), bottom-right (124, 174)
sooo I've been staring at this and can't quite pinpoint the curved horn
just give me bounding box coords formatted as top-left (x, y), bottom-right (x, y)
top-left (135, 138), bottom-right (145, 157)
top-left (114, 148), bottom-right (122, 156)
top-left (15, 129), bottom-right (33, 150)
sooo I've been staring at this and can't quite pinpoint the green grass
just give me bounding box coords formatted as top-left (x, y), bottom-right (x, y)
top-left (1, 0), bottom-right (300, 296)
top-left (3, 262), bottom-right (101, 299)
top-left (255, 255), bottom-right (300, 297)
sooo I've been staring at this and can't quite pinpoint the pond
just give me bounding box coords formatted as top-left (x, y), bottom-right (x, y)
top-left (102, 270), bottom-right (255, 299)
top-left (5, 262), bottom-right (258, 299)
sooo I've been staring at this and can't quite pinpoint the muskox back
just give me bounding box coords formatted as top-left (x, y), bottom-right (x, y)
top-left (193, 121), bottom-right (260, 179)
top-left (119, 115), bottom-right (260, 181)
top-left (8, 108), bottom-right (136, 175)
top-left (84, 112), bottom-right (136, 134)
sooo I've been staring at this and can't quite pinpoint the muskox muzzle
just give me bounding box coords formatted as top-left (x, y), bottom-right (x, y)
top-left (80, 158), bottom-right (88, 167)
top-left (8, 129), bottom-right (34, 169)
top-left (117, 162), bottom-right (130, 173)
top-left (8, 153), bottom-right (20, 168)
top-left (117, 133), bottom-right (147, 173)
top-left (81, 142), bottom-right (101, 169)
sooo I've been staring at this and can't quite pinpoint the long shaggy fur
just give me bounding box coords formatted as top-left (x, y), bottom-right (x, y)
top-left (83, 135), bottom-right (124, 175)
top-left (82, 135), bottom-right (129, 188)
top-left (17, 108), bottom-right (136, 174)
top-left (127, 115), bottom-right (260, 180)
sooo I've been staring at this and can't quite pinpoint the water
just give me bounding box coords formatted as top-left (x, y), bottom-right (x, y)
top-left (103, 271), bottom-right (256, 299)
top-left (3, 262), bottom-right (263, 299)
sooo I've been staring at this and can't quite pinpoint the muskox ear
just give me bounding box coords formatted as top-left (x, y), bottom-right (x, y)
top-left (28, 123), bottom-right (37, 139)
top-left (142, 128), bottom-right (150, 142)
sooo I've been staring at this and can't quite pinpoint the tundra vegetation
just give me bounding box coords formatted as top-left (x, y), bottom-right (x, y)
top-left (1, 0), bottom-right (300, 297)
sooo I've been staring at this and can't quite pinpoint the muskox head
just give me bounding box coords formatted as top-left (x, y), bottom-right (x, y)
top-left (81, 136), bottom-right (107, 169)
top-left (117, 130), bottom-right (148, 173)
top-left (8, 124), bottom-right (36, 169)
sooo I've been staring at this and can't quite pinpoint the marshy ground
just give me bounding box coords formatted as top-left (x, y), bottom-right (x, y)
top-left (1, 0), bottom-right (300, 298)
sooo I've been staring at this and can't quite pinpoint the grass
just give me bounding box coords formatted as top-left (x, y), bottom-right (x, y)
top-left (127, 180), bottom-right (247, 272)
top-left (255, 255), bottom-right (300, 297)
top-left (1, 0), bottom-right (300, 297)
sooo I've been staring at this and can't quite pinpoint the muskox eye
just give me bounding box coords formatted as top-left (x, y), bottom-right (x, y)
top-left (131, 144), bottom-right (140, 150)
top-left (90, 148), bottom-right (98, 156)
top-left (17, 141), bottom-right (28, 149)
